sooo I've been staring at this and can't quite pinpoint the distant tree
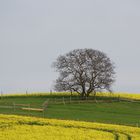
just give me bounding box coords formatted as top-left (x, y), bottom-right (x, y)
top-left (53, 49), bottom-right (115, 99)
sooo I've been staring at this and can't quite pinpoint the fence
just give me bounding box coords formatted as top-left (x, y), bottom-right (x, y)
top-left (0, 102), bottom-right (47, 117)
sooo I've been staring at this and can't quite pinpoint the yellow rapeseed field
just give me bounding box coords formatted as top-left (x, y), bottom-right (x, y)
top-left (4, 92), bottom-right (140, 100)
top-left (0, 114), bottom-right (140, 140)
top-left (97, 92), bottom-right (140, 100)
top-left (116, 93), bottom-right (140, 100)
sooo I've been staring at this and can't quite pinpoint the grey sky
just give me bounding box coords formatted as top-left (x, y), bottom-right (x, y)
top-left (0, 0), bottom-right (140, 94)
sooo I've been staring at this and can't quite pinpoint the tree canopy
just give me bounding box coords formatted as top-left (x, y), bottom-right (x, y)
top-left (53, 49), bottom-right (115, 98)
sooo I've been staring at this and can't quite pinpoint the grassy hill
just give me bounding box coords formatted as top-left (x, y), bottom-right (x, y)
top-left (0, 93), bottom-right (140, 127)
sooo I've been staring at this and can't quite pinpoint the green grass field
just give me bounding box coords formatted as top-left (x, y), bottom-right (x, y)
top-left (0, 93), bottom-right (140, 127)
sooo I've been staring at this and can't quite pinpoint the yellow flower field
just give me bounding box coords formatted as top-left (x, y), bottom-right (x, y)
top-left (0, 114), bottom-right (140, 140)
top-left (97, 92), bottom-right (140, 100)
top-left (115, 93), bottom-right (140, 100)
top-left (4, 92), bottom-right (140, 100)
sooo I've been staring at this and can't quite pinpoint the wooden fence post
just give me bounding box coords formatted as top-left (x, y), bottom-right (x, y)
top-left (50, 90), bottom-right (52, 95)
top-left (13, 102), bottom-right (15, 111)
top-left (63, 97), bottom-right (65, 105)
top-left (28, 104), bottom-right (30, 116)
top-left (42, 109), bottom-right (45, 118)
top-left (118, 95), bottom-right (120, 102)
top-left (70, 96), bottom-right (71, 103)
top-left (1, 91), bottom-right (3, 99)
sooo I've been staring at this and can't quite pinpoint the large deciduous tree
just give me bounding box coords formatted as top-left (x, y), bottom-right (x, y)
top-left (53, 49), bottom-right (115, 98)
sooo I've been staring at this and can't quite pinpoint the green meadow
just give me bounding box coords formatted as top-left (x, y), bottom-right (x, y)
top-left (0, 93), bottom-right (140, 127)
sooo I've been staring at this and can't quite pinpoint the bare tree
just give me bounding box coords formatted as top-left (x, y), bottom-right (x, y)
top-left (53, 49), bottom-right (115, 99)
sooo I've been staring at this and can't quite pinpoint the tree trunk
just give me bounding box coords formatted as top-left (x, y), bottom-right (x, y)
top-left (93, 91), bottom-right (96, 100)
top-left (81, 92), bottom-right (86, 100)
top-left (86, 92), bottom-right (90, 97)
top-left (70, 90), bottom-right (73, 96)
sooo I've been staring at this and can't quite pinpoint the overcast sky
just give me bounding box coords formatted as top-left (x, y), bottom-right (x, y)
top-left (0, 0), bottom-right (140, 94)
